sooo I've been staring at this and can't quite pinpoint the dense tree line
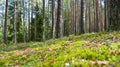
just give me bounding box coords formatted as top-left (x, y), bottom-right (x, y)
top-left (0, 0), bottom-right (119, 44)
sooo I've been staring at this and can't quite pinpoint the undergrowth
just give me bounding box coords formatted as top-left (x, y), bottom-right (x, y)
top-left (0, 32), bottom-right (120, 67)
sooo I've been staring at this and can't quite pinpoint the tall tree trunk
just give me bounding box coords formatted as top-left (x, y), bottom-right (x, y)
top-left (4, 0), bottom-right (8, 44)
top-left (88, 0), bottom-right (91, 32)
top-left (22, 0), bottom-right (26, 42)
top-left (66, 0), bottom-right (70, 36)
top-left (14, 0), bottom-right (18, 44)
top-left (34, 14), bottom-right (37, 41)
top-left (47, 0), bottom-right (51, 39)
top-left (34, 2), bottom-right (38, 41)
top-left (80, 0), bottom-right (85, 34)
top-left (73, 0), bottom-right (76, 35)
top-left (52, 0), bottom-right (56, 39)
top-left (43, 0), bottom-right (46, 41)
top-left (99, 0), bottom-right (104, 31)
top-left (58, 0), bottom-right (64, 38)
top-left (60, 0), bottom-right (64, 38)
top-left (70, 0), bottom-right (74, 34)
top-left (104, 0), bottom-right (109, 31)
top-left (75, 0), bottom-right (79, 35)
top-left (107, 0), bottom-right (110, 30)
top-left (93, 0), bottom-right (95, 32)
top-left (31, 4), bottom-right (33, 41)
top-left (85, 0), bottom-right (88, 33)
top-left (28, 2), bottom-right (31, 42)
top-left (94, 0), bottom-right (99, 32)
top-left (74, 0), bottom-right (77, 35)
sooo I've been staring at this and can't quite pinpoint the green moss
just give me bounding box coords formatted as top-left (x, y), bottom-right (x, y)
top-left (1, 32), bottom-right (120, 67)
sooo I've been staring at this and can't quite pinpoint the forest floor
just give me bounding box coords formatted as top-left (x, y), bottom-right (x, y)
top-left (0, 32), bottom-right (120, 67)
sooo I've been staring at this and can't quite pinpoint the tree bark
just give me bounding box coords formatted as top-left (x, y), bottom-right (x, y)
top-left (22, 0), bottom-right (26, 42)
top-left (57, 0), bottom-right (64, 38)
top-left (43, 0), bottom-right (46, 41)
top-left (80, 0), bottom-right (85, 34)
top-left (28, 2), bottom-right (31, 42)
top-left (52, 0), bottom-right (56, 39)
top-left (104, 0), bottom-right (110, 31)
top-left (14, 0), bottom-right (18, 44)
top-left (31, 3), bottom-right (33, 41)
top-left (94, 0), bottom-right (99, 32)
top-left (88, 0), bottom-right (91, 32)
top-left (4, 0), bottom-right (8, 44)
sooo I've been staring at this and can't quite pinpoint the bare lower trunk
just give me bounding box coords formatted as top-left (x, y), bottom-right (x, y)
top-left (80, 0), bottom-right (85, 34)
top-left (52, 0), bottom-right (56, 39)
top-left (4, 0), bottom-right (8, 44)
top-left (88, 0), bottom-right (91, 32)
top-left (28, 2), bottom-right (31, 42)
top-left (22, 0), bottom-right (26, 42)
top-left (57, 0), bottom-right (64, 38)
top-left (14, 0), bottom-right (18, 44)
top-left (94, 0), bottom-right (99, 32)
top-left (43, 0), bottom-right (46, 41)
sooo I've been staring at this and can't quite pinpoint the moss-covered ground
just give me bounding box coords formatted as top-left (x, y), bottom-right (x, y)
top-left (0, 32), bottom-right (120, 67)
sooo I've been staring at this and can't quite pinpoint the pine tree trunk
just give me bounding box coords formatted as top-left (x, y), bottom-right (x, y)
top-left (43, 0), bottom-right (46, 41)
top-left (14, 0), bottom-right (18, 44)
top-left (34, 13), bottom-right (37, 41)
top-left (80, 0), bottom-right (85, 34)
top-left (59, 0), bottom-right (64, 38)
top-left (52, 0), bottom-right (56, 39)
top-left (57, 0), bottom-right (64, 38)
top-left (31, 4), bottom-right (33, 41)
top-left (105, 0), bottom-right (110, 31)
top-left (70, 0), bottom-right (73, 34)
top-left (88, 0), bottom-right (91, 32)
top-left (22, 0), bottom-right (26, 42)
top-left (4, 0), bottom-right (8, 44)
top-left (28, 2), bottom-right (31, 42)
top-left (94, 0), bottom-right (99, 32)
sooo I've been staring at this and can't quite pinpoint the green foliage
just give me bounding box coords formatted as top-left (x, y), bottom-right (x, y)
top-left (117, 43), bottom-right (120, 48)
top-left (68, 35), bottom-right (75, 41)
top-left (0, 31), bottom-right (3, 43)
top-left (30, 4), bottom-right (52, 41)
top-left (8, 1), bottom-right (23, 43)
top-left (104, 40), bottom-right (112, 47)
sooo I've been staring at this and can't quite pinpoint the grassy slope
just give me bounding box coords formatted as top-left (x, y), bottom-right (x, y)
top-left (0, 32), bottom-right (120, 67)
